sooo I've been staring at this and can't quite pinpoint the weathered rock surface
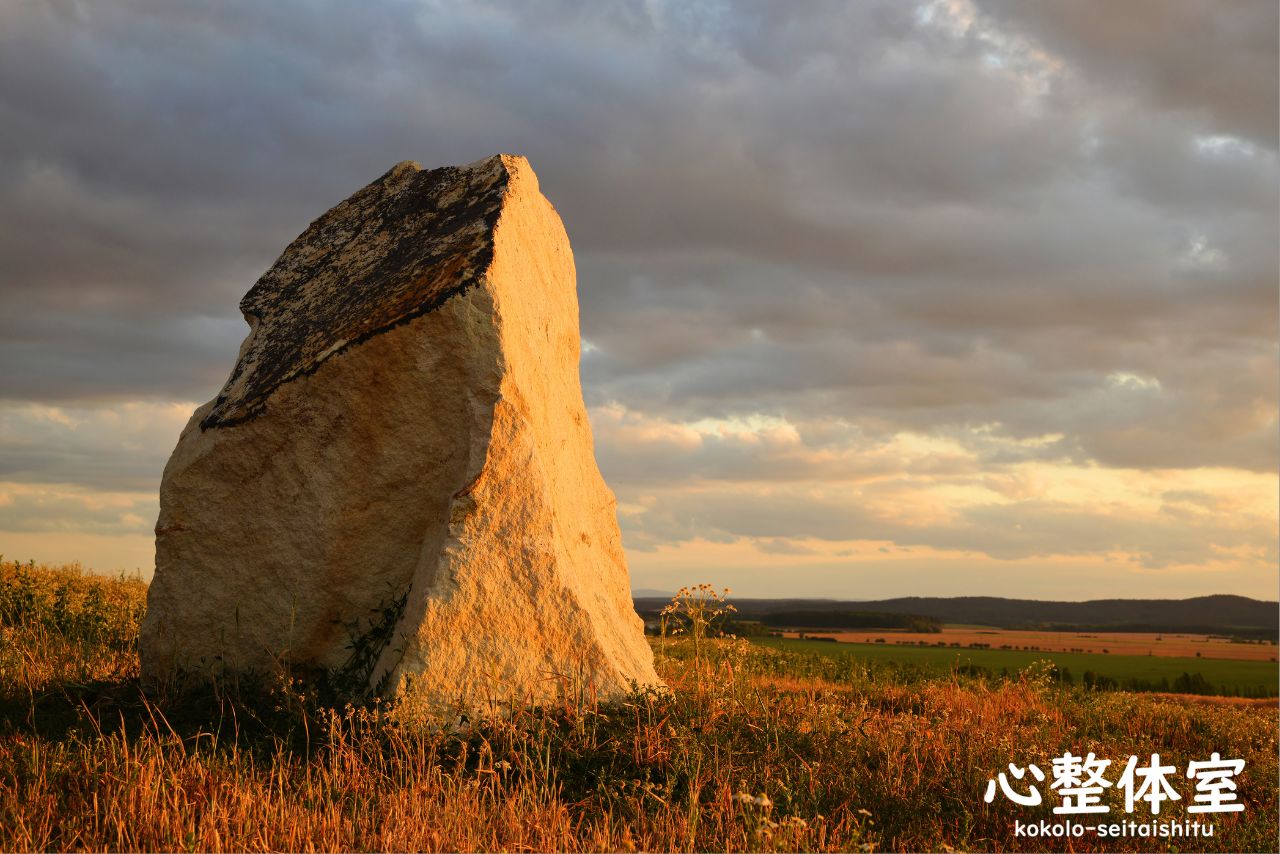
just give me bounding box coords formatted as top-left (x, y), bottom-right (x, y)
top-left (140, 155), bottom-right (662, 707)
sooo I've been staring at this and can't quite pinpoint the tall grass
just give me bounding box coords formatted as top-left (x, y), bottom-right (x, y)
top-left (1, 560), bottom-right (1276, 852)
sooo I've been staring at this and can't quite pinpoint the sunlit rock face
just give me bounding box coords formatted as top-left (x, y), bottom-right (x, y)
top-left (140, 155), bottom-right (661, 707)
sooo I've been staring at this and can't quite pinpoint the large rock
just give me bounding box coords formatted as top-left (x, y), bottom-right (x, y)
top-left (140, 155), bottom-right (661, 707)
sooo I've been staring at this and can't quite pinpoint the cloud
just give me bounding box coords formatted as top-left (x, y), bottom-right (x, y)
top-left (973, 0), bottom-right (1279, 146)
top-left (0, 401), bottom-right (194, 490)
top-left (0, 0), bottom-right (1273, 593)
top-left (592, 404), bottom-right (1276, 573)
top-left (0, 482), bottom-right (156, 536)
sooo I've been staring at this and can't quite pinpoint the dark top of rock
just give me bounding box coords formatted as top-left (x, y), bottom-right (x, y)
top-left (200, 156), bottom-right (511, 429)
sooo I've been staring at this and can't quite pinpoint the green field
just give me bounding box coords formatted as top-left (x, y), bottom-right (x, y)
top-left (754, 637), bottom-right (1280, 697)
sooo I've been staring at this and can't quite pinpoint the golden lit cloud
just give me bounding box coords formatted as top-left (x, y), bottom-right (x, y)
top-left (591, 404), bottom-right (1277, 597)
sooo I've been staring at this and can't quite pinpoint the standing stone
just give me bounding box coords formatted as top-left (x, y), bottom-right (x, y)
top-left (140, 155), bottom-right (662, 706)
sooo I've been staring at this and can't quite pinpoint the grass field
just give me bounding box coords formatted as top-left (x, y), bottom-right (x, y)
top-left (780, 627), bottom-right (1280, 661)
top-left (2, 559), bottom-right (1278, 852)
top-left (756, 637), bottom-right (1279, 697)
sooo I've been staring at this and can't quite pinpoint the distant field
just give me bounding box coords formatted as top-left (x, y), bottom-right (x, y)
top-left (755, 636), bottom-right (1280, 697)
top-left (779, 626), bottom-right (1279, 661)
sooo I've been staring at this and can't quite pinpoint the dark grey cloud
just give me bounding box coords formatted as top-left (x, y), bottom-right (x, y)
top-left (0, 1), bottom-right (1274, 574)
top-left (974, 0), bottom-right (1279, 146)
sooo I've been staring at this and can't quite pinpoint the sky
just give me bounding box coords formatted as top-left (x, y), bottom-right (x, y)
top-left (0, 0), bottom-right (1276, 600)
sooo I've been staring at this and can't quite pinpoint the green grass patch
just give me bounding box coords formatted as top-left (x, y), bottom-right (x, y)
top-left (754, 637), bottom-right (1280, 697)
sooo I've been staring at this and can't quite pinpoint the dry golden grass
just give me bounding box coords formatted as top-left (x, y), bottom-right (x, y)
top-left (2, 560), bottom-right (1277, 852)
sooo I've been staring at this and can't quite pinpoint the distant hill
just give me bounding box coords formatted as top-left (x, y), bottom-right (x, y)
top-left (632, 594), bottom-right (1279, 638)
top-left (631, 588), bottom-right (676, 599)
